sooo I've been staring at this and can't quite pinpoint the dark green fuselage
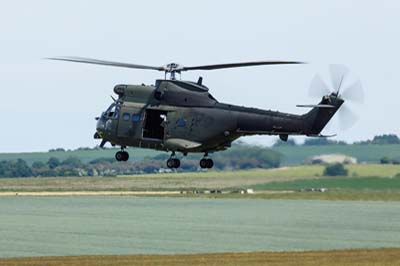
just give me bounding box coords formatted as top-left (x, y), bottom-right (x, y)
top-left (96, 79), bottom-right (343, 154)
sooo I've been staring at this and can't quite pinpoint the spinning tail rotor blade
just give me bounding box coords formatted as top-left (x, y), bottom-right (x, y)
top-left (329, 64), bottom-right (350, 93)
top-left (340, 80), bottom-right (364, 104)
top-left (338, 104), bottom-right (359, 130)
top-left (308, 74), bottom-right (331, 98)
top-left (307, 65), bottom-right (363, 132)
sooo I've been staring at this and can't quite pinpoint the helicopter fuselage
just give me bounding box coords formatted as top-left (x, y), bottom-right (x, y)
top-left (95, 79), bottom-right (343, 154)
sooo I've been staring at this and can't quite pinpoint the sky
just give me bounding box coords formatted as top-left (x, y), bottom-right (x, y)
top-left (0, 0), bottom-right (399, 152)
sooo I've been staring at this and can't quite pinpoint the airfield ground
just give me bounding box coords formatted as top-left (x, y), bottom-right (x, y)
top-left (2, 249), bottom-right (400, 266)
top-left (1, 164), bottom-right (400, 264)
top-left (1, 164), bottom-right (400, 201)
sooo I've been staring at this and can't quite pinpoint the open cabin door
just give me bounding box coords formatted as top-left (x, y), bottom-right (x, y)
top-left (142, 109), bottom-right (167, 140)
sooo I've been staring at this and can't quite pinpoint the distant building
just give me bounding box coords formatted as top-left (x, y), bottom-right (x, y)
top-left (308, 154), bottom-right (357, 165)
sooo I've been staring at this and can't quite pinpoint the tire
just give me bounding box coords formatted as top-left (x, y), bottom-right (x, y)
top-left (167, 159), bottom-right (175, 169)
top-left (122, 151), bottom-right (129, 161)
top-left (173, 158), bottom-right (181, 168)
top-left (206, 159), bottom-right (214, 169)
top-left (200, 159), bottom-right (208, 169)
top-left (115, 151), bottom-right (123, 161)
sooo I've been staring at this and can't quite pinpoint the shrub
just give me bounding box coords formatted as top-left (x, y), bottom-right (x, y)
top-left (323, 163), bottom-right (348, 176)
top-left (380, 156), bottom-right (392, 164)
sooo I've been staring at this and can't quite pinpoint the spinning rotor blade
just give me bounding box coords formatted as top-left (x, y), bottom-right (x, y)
top-left (338, 104), bottom-right (359, 130)
top-left (308, 65), bottom-right (364, 133)
top-left (329, 64), bottom-right (349, 93)
top-left (340, 80), bottom-right (364, 104)
top-left (308, 74), bottom-right (331, 98)
top-left (182, 61), bottom-right (304, 71)
top-left (47, 57), bottom-right (164, 71)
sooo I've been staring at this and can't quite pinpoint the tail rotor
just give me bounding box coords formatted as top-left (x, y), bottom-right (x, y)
top-left (308, 64), bottom-right (364, 131)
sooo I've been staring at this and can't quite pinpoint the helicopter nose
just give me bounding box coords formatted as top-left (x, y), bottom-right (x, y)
top-left (96, 115), bottom-right (106, 134)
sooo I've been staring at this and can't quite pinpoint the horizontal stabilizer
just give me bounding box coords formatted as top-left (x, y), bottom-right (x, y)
top-left (296, 104), bottom-right (335, 108)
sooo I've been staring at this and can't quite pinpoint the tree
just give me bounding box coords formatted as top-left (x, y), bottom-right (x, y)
top-left (380, 156), bottom-right (392, 164)
top-left (323, 163), bottom-right (348, 176)
top-left (61, 157), bottom-right (83, 168)
top-left (0, 159), bottom-right (32, 178)
top-left (372, 134), bottom-right (400, 145)
top-left (47, 157), bottom-right (60, 169)
top-left (32, 161), bottom-right (46, 169)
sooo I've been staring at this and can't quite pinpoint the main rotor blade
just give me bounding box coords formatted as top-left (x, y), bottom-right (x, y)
top-left (46, 57), bottom-right (164, 71)
top-left (308, 74), bottom-right (331, 98)
top-left (182, 61), bottom-right (305, 71)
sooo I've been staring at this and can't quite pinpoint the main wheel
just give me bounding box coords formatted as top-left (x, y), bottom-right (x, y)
top-left (115, 151), bottom-right (124, 161)
top-left (122, 151), bottom-right (129, 161)
top-left (200, 158), bottom-right (208, 169)
top-left (173, 158), bottom-right (180, 168)
top-left (167, 158), bottom-right (175, 169)
top-left (206, 159), bottom-right (214, 169)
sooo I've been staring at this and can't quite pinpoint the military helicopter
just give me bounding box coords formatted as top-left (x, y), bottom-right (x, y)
top-left (48, 57), bottom-right (363, 169)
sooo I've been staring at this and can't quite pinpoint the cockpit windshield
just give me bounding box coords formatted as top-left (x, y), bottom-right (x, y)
top-left (103, 102), bottom-right (120, 118)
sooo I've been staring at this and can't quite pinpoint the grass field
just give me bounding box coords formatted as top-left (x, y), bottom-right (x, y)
top-left (274, 144), bottom-right (400, 165)
top-left (2, 144), bottom-right (400, 166)
top-left (1, 197), bottom-right (400, 258)
top-left (251, 176), bottom-right (400, 191)
top-left (1, 164), bottom-right (400, 193)
top-left (1, 249), bottom-right (400, 266)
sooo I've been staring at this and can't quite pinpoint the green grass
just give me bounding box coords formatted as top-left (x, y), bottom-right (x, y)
top-left (251, 177), bottom-right (400, 191)
top-left (273, 144), bottom-right (400, 165)
top-left (1, 164), bottom-right (400, 193)
top-left (181, 191), bottom-right (400, 201)
top-left (1, 144), bottom-right (400, 166)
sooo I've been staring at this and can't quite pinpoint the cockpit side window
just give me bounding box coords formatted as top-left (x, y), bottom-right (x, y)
top-left (132, 114), bottom-right (141, 122)
top-left (122, 113), bottom-right (130, 121)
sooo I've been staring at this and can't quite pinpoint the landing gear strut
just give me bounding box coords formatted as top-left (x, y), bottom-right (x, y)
top-left (115, 149), bottom-right (129, 162)
top-left (200, 153), bottom-right (213, 169)
top-left (166, 152), bottom-right (180, 169)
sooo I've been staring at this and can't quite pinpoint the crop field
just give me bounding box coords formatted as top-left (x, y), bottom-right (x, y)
top-left (1, 197), bottom-right (400, 259)
top-left (2, 249), bottom-right (400, 266)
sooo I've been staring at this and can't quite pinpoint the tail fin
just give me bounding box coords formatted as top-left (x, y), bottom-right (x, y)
top-left (302, 94), bottom-right (344, 136)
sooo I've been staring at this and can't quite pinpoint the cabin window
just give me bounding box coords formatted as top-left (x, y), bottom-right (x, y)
top-left (122, 113), bottom-right (130, 121)
top-left (132, 114), bottom-right (141, 122)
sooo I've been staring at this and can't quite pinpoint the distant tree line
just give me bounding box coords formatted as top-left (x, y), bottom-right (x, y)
top-left (0, 145), bottom-right (282, 178)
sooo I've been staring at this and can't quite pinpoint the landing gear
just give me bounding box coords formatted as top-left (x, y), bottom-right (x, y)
top-left (167, 158), bottom-right (180, 169)
top-left (200, 158), bottom-right (213, 169)
top-left (115, 150), bottom-right (129, 161)
top-left (200, 153), bottom-right (214, 169)
top-left (166, 152), bottom-right (180, 169)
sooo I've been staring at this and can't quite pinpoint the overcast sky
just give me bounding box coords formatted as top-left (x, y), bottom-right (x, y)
top-left (0, 0), bottom-right (399, 152)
